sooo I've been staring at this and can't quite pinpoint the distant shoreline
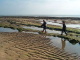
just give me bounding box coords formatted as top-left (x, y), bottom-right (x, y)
top-left (0, 16), bottom-right (80, 20)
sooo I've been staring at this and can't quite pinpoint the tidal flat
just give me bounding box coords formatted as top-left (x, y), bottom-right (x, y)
top-left (0, 17), bottom-right (80, 60)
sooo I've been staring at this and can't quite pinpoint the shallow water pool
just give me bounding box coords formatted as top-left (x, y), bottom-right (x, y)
top-left (0, 27), bottom-right (18, 32)
top-left (22, 26), bottom-right (61, 34)
top-left (39, 20), bottom-right (80, 29)
top-left (46, 36), bottom-right (80, 56)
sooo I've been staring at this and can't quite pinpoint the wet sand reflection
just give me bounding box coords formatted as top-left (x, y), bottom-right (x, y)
top-left (61, 38), bottom-right (66, 50)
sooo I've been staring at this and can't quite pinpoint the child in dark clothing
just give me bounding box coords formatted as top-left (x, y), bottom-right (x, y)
top-left (41, 20), bottom-right (47, 33)
top-left (61, 21), bottom-right (67, 35)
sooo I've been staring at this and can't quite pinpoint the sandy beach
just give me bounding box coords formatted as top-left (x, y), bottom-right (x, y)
top-left (0, 32), bottom-right (79, 60)
top-left (1, 0), bottom-right (80, 59)
top-left (0, 17), bottom-right (80, 60)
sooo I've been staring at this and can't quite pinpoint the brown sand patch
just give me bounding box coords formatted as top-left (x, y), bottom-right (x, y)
top-left (0, 32), bottom-right (79, 60)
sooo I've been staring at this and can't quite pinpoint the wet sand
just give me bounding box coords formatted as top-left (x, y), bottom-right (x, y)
top-left (0, 17), bottom-right (80, 60)
top-left (0, 32), bottom-right (79, 60)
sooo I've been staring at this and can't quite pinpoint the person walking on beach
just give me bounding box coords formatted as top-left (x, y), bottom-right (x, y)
top-left (41, 20), bottom-right (47, 33)
top-left (61, 21), bottom-right (67, 35)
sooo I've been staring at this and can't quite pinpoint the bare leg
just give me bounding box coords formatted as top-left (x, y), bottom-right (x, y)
top-left (42, 28), bottom-right (44, 33)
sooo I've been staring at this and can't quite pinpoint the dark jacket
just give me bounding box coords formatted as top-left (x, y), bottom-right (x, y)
top-left (62, 24), bottom-right (66, 30)
top-left (41, 22), bottom-right (46, 29)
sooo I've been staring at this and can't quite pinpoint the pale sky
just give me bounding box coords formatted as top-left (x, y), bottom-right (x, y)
top-left (0, 0), bottom-right (80, 16)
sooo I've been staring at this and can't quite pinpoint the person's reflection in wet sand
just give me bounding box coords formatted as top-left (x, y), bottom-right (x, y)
top-left (61, 38), bottom-right (66, 50)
